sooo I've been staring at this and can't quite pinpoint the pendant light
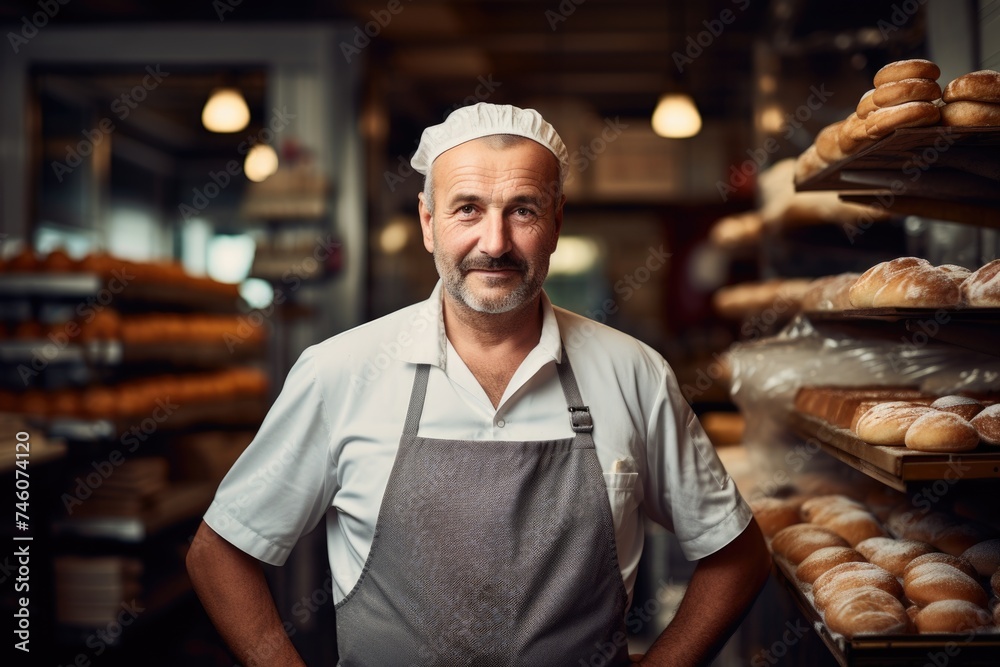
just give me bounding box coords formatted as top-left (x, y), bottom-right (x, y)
top-left (202, 87), bottom-right (250, 133)
top-left (651, 93), bottom-right (702, 138)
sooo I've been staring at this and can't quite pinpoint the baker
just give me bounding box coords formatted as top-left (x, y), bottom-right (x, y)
top-left (187, 103), bottom-right (770, 666)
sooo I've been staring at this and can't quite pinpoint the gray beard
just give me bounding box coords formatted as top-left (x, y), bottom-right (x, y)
top-left (435, 253), bottom-right (547, 314)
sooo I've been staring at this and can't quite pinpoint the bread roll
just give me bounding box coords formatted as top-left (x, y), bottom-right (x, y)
top-left (771, 524), bottom-right (851, 564)
top-left (824, 587), bottom-right (911, 638)
top-left (942, 70), bottom-right (1000, 104)
top-left (856, 88), bottom-right (878, 119)
top-left (971, 403), bottom-right (1000, 445)
top-left (903, 562), bottom-right (989, 608)
top-left (865, 101), bottom-right (940, 138)
top-left (873, 78), bottom-right (942, 107)
top-left (933, 525), bottom-right (995, 558)
top-left (991, 569), bottom-right (1000, 598)
top-left (941, 100), bottom-right (1000, 127)
top-left (822, 510), bottom-right (888, 547)
top-left (796, 546), bottom-right (866, 585)
top-left (930, 395), bottom-right (985, 420)
top-left (801, 272), bottom-right (861, 312)
top-left (904, 411), bottom-right (980, 452)
top-left (871, 264), bottom-right (962, 308)
top-left (856, 537), bottom-right (937, 577)
top-left (913, 599), bottom-right (992, 633)
top-left (851, 401), bottom-right (884, 433)
top-left (849, 257), bottom-right (931, 308)
top-left (750, 496), bottom-right (803, 538)
top-left (874, 59), bottom-right (941, 87)
top-left (794, 144), bottom-right (829, 184)
top-left (962, 259), bottom-right (1000, 307)
top-left (903, 552), bottom-right (978, 581)
top-left (813, 563), bottom-right (904, 611)
top-left (960, 539), bottom-right (1000, 577)
top-left (814, 121), bottom-right (848, 163)
top-left (938, 264), bottom-right (972, 287)
top-left (855, 402), bottom-right (934, 446)
top-left (838, 112), bottom-right (876, 155)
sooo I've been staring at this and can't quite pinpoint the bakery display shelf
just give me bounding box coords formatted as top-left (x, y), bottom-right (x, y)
top-left (0, 272), bottom-right (244, 312)
top-left (0, 339), bottom-right (262, 367)
top-left (52, 482), bottom-right (213, 543)
top-left (794, 127), bottom-right (1000, 226)
top-left (790, 412), bottom-right (1000, 492)
top-left (45, 396), bottom-right (268, 442)
top-left (772, 554), bottom-right (1000, 666)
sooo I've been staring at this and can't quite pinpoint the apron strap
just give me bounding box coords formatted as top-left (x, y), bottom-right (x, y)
top-left (403, 347), bottom-right (596, 445)
top-left (402, 364), bottom-right (431, 438)
top-left (555, 347), bottom-right (596, 448)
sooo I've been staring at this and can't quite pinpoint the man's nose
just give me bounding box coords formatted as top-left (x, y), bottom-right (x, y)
top-left (477, 210), bottom-right (513, 258)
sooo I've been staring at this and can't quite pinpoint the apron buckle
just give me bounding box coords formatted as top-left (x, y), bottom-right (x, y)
top-left (568, 406), bottom-right (593, 433)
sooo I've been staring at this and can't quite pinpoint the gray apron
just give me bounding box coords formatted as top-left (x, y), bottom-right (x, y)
top-left (335, 351), bottom-right (631, 666)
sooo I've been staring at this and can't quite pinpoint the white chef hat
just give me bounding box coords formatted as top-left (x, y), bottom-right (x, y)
top-left (410, 103), bottom-right (569, 184)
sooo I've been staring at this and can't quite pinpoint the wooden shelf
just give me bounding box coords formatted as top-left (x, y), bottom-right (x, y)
top-left (789, 412), bottom-right (1000, 492)
top-left (772, 553), bottom-right (1000, 666)
top-left (795, 127), bottom-right (1000, 226)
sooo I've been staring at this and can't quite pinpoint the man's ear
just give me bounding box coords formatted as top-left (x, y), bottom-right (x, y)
top-left (418, 192), bottom-right (434, 254)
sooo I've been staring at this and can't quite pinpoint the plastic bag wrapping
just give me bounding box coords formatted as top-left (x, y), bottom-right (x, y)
top-left (727, 314), bottom-right (1000, 497)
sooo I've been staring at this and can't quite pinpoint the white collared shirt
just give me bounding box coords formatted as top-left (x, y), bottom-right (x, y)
top-left (204, 282), bottom-right (751, 604)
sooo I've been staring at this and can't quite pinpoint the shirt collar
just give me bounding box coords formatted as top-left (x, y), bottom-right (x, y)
top-left (401, 280), bottom-right (564, 370)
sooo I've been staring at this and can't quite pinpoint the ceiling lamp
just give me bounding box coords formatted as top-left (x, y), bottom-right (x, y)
top-left (202, 87), bottom-right (250, 133)
top-left (651, 93), bottom-right (702, 139)
top-left (244, 144), bottom-right (279, 182)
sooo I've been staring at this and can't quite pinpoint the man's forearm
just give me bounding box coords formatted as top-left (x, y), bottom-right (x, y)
top-left (640, 518), bottom-right (772, 667)
top-left (187, 522), bottom-right (306, 667)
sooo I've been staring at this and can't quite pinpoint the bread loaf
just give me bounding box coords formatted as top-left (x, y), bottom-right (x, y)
top-left (838, 112), bottom-right (876, 155)
top-left (801, 273), bottom-right (861, 312)
top-left (970, 403), bottom-right (1000, 445)
top-left (913, 599), bottom-right (992, 633)
top-left (960, 539), bottom-right (1000, 577)
top-left (874, 59), bottom-right (941, 87)
top-left (800, 495), bottom-right (865, 524)
top-left (930, 395), bottom-right (985, 420)
top-left (772, 524), bottom-right (851, 564)
top-left (813, 563), bottom-right (904, 611)
top-left (849, 257), bottom-right (931, 308)
top-left (871, 264), bottom-right (962, 308)
top-left (822, 510), bottom-right (888, 547)
top-left (750, 496), bottom-right (804, 538)
top-left (942, 70), bottom-right (1000, 104)
top-left (903, 562), bottom-right (989, 608)
top-left (824, 587), bottom-right (911, 638)
top-left (855, 402), bottom-right (934, 446)
top-left (962, 259), bottom-right (1000, 307)
top-left (941, 100), bottom-right (1000, 127)
top-left (873, 78), bottom-right (942, 107)
top-left (856, 537), bottom-right (937, 578)
top-left (904, 410), bottom-right (980, 452)
top-left (903, 552), bottom-right (979, 581)
top-left (796, 546), bottom-right (866, 585)
top-left (794, 144), bottom-right (829, 184)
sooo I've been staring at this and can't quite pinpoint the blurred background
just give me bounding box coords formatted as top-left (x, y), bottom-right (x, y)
top-left (1, 1), bottom-right (997, 665)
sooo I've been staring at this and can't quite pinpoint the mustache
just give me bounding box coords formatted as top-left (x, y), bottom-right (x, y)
top-left (460, 255), bottom-right (527, 273)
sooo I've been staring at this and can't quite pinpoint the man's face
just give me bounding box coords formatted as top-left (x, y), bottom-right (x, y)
top-left (418, 138), bottom-right (563, 315)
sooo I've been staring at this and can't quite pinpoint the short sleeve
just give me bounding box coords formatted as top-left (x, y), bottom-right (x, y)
top-left (641, 362), bottom-right (752, 561)
top-left (203, 347), bottom-right (335, 565)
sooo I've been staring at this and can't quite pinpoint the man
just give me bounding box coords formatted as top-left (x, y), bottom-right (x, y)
top-left (187, 103), bottom-right (770, 666)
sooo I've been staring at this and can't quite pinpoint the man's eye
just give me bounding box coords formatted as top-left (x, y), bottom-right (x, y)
top-left (459, 205), bottom-right (476, 215)
top-left (514, 208), bottom-right (535, 217)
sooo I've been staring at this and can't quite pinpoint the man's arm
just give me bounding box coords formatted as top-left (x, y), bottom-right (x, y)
top-left (637, 517), bottom-right (772, 667)
top-left (186, 521), bottom-right (306, 667)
